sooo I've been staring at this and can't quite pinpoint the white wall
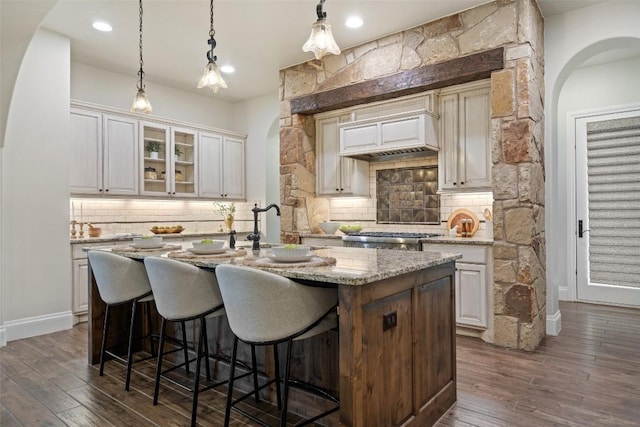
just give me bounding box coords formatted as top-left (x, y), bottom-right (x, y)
top-left (231, 92), bottom-right (280, 240)
top-left (544, 0), bottom-right (640, 335)
top-left (2, 29), bottom-right (72, 341)
top-left (71, 62), bottom-right (234, 129)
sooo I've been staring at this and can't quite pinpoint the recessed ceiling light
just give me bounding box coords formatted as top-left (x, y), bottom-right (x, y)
top-left (345, 16), bottom-right (363, 29)
top-left (220, 65), bottom-right (235, 74)
top-left (92, 21), bottom-right (112, 32)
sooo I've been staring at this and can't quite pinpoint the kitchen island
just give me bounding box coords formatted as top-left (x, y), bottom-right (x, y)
top-left (87, 244), bottom-right (461, 427)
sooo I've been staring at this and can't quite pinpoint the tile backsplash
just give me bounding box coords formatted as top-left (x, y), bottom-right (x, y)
top-left (69, 199), bottom-right (259, 236)
top-left (376, 166), bottom-right (439, 224)
top-left (327, 157), bottom-right (493, 236)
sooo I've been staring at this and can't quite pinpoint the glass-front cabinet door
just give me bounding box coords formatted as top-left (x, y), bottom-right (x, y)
top-left (171, 127), bottom-right (197, 197)
top-left (140, 122), bottom-right (197, 198)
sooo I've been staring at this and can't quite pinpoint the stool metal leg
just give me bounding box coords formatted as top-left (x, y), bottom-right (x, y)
top-left (202, 319), bottom-right (211, 381)
top-left (99, 304), bottom-right (111, 376)
top-left (190, 316), bottom-right (206, 427)
top-left (125, 300), bottom-right (138, 391)
top-left (145, 301), bottom-right (156, 357)
top-left (181, 321), bottom-right (190, 375)
top-left (153, 318), bottom-right (168, 405)
top-left (223, 336), bottom-right (239, 427)
top-left (273, 343), bottom-right (282, 410)
top-left (280, 339), bottom-right (293, 427)
top-left (251, 344), bottom-right (259, 403)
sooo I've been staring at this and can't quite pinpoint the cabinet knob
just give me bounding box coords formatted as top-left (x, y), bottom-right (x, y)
top-left (460, 181), bottom-right (464, 185)
top-left (336, 188), bottom-right (339, 192)
top-left (99, 189), bottom-right (103, 192)
top-left (453, 182), bottom-right (457, 186)
top-left (172, 192), bottom-right (176, 195)
top-left (105, 189), bottom-right (109, 192)
top-left (340, 188), bottom-right (344, 191)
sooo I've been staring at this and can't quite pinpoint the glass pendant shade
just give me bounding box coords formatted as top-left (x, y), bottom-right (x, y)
top-left (303, 19), bottom-right (341, 60)
top-left (131, 88), bottom-right (152, 113)
top-left (197, 61), bottom-right (228, 93)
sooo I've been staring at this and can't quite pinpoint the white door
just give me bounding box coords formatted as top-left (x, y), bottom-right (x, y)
top-left (222, 136), bottom-right (245, 200)
top-left (576, 110), bottom-right (640, 307)
top-left (198, 132), bottom-right (223, 198)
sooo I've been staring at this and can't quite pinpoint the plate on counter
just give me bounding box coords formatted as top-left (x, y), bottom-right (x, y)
top-left (267, 254), bottom-right (315, 263)
top-left (187, 247), bottom-right (227, 255)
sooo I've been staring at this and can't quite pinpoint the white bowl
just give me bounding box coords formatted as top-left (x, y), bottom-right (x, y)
top-left (192, 239), bottom-right (226, 251)
top-left (319, 222), bottom-right (340, 234)
top-left (132, 236), bottom-right (163, 248)
top-left (270, 245), bottom-right (311, 258)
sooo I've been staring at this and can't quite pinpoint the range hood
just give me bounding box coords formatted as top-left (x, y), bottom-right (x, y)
top-left (338, 109), bottom-right (439, 161)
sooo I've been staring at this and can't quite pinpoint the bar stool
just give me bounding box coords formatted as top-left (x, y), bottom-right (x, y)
top-left (215, 264), bottom-right (340, 427)
top-left (87, 250), bottom-right (160, 392)
top-left (143, 256), bottom-right (226, 427)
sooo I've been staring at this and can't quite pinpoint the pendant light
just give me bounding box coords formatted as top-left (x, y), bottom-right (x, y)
top-left (302, 0), bottom-right (341, 60)
top-left (197, 0), bottom-right (227, 93)
top-left (131, 0), bottom-right (152, 113)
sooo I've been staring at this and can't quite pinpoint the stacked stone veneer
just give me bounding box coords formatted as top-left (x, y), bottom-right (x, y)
top-left (279, 0), bottom-right (545, 350)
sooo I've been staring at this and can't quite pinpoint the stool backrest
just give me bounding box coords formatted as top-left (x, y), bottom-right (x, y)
top-left (215, 264), bottom-right (338, 343)
top-left (144, 256), bottom-right (223, 321)
top-left (87, 251), bottom-right (152, 305)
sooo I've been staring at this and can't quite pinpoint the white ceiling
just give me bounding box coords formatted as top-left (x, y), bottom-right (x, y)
top-left (41, 0), bottom-right (605, 104)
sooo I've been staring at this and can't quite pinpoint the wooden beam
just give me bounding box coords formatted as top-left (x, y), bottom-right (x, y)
top-left (290, 47), bottom-right (503, 115)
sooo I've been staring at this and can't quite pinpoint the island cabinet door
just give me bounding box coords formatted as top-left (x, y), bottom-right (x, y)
top-left (339, 264), bottom-right (457, 427)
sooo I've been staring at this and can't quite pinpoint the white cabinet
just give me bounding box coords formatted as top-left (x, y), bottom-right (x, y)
top-left (339, 111), bottom-right (438, 158)
top-left (140, 122), bottom-right (197, 198)
top-left (422, 243), bottom-right (491, 328)
top-left (71, 242), bottom-right (114, 322)
top-left (70, 109), bottom-right (138, 196)
top-left (438, 81), bottom-right (491, 192)
top-left (316, 115), bottom-right (369, 197)
top-left (198, 132), bottom-right (245, 199)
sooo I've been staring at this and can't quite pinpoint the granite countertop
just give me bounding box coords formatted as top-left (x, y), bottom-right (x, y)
top-left (71, 231), bottom-right (248, 245)
top-left (300, 233), bottom-right (493, 245)
top-left (93, 243), bottom-right (461, 286)
top-left (421, 235), bottom-right (493, 245)
top-left (298, 233), bottom-right (344, 240)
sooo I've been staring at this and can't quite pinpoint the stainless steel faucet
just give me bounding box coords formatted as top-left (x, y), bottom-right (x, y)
top-left (246, 203), bottom-right (281, 250)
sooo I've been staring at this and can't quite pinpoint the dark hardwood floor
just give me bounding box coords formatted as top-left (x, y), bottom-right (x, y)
top-left (1, 301), bottom-right (639, 426)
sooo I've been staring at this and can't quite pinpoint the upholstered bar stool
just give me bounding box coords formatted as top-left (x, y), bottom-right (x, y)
top-left (215, 264), bottom-right (340, 427)
top-left (87, 250), bottom-right (159, 392)
top-left (143, 256), bottom-right (227, 427)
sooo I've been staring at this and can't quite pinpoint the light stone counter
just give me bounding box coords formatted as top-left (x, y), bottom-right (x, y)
top-left (421, 235), bottom-right (493, 245)
top-left (71, 231), bottom-right (249, 245)
top-left (93, 243), bottom-right (461, 286)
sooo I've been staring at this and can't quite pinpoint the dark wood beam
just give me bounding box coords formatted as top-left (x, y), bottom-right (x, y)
top-left (290, 47), bottom-right (503, 115)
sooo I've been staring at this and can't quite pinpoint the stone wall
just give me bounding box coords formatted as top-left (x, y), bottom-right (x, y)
top-left (279, 0), bottom-right (545, 350)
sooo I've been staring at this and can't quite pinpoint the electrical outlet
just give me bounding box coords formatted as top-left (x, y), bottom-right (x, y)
top-left (383, 311), bottom-right (397, 331)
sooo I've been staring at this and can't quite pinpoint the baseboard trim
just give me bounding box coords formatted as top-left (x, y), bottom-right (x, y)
top-left (0, 327), bottom-right (6, 347)
top-left (4, 311), bottom-right (73, 342)
top-left (546, 309), bottom-right (562, 336)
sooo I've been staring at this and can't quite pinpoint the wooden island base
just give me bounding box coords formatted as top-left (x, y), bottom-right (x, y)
top-left (88, 246), bottom-right (457, 427)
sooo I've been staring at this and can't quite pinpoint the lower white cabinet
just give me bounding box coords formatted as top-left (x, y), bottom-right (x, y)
top-left (71, 242), bottom-right (114, 322)
top-left (423, 243), bottom-right (491, 328)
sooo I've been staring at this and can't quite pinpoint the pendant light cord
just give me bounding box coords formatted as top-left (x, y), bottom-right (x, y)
top-left (206, 0), bottom-right (217, 62)
top-left (137, 0), bottom-right (145, 91)
top-left (209, 0), bottom-right (215, 38)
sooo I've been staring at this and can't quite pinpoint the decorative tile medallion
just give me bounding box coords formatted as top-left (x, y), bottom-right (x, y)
top-left (376, 167), bottom-right (439, 224)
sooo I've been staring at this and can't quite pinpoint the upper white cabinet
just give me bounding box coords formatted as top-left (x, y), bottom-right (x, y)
top-left (339, 110), bottom-right (438, 158)
top-left (70, 103), bottom-right (245, 200)
top-left (438, 81), bottom-right (491, 192)
top-left (71, 108), bottom-right (138, 196)
top-left (198, 132), bottom-right (245, 199)
top-left (316, 114), bottom-right (369, 197)
top-left (140, 122), bottom-right (197, 198)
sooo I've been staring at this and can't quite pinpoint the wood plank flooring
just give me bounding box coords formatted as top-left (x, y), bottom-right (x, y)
top-left (1, 301), bottom-right (639, 426)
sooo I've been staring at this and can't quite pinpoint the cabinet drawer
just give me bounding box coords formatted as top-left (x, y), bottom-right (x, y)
top-left (422, 243), bottom-right (487, 264)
